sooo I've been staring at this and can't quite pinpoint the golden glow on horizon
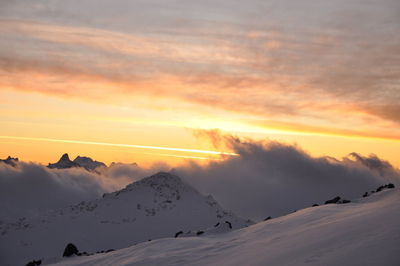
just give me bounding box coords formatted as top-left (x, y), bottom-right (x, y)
top-left (1, 6), bottom-right (399, 168)
top-left (0, 135), bottom-right (238, 156)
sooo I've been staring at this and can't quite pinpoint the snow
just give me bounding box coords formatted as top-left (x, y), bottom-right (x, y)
top-left (0, 172), bottom-right (250, 266)
top-left (48, 188), bottom-right (400, 266)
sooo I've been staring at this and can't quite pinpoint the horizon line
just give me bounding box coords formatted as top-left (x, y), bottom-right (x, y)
top-left (0, 135), bottom-right (238, 156)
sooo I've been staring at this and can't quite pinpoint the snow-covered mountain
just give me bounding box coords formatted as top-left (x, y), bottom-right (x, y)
top-left (48, 187), bottom-right (400, 266)
top-left (0, 172), bottom-right (251, 266)
top-left (47, 154), bottom-right (105, 170)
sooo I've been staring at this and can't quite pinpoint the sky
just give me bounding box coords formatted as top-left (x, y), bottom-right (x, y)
top-left (1, 0), bottom-right (400, 167)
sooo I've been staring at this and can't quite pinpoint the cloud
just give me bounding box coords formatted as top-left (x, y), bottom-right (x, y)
top-left (1, 0), bottom-right (400, 138)
top-left (1, 135), bottom-right (399, 223)
top-left (0, 162), bottom-right (112, 222)
top-left (0, 160), bottom-right (169, 222)
top-left (174, 132), bottom-right (399, 220)
top-left (1, 11), bottom-right (399, 140)
top-left (192, 129), bottom-right (226, 149)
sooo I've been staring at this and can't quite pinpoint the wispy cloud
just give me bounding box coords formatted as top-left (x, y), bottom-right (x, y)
top-left (1, 0), bottom-right (399, 141)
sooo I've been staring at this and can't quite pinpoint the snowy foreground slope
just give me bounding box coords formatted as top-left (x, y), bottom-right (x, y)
top-left (0, 172), bottom-right (250, 266)
top-left (49, 188), bottom-right (400, 266)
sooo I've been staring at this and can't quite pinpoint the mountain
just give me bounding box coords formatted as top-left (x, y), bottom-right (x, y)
top-left (48, 188), bottom-right (400, 266)
top-left (0, 156), bottom-right (19, 167)
top-left (48, 153), bottom-right (80, 169)
top-left (47, 154), bottom-right (105, 170)
top-left (0, 172), bottom-right (251, 266)
top-left (73, 156), bottom-right (106, 171)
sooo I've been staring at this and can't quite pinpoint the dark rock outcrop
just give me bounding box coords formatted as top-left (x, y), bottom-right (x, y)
top-left (376, 183), bottom-right (396, 192)
top-left (175, 231), bottom-right (183, 238)
top-left (0, 156), bottom-right (19, 167)
top-left (225, 221), bottom-right (232, 229)
top-left (48, 154), bottom-right (79, 169)
top-left (25, 260), bottom-right (41, 266)
top-left (63, 243), bottom-right (79, 257)
top-left (325, 196), bottom-right (341, 204)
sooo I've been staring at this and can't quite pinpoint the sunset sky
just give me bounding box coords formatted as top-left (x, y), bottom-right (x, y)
top-left (1, 0), bottom-right (399, 166)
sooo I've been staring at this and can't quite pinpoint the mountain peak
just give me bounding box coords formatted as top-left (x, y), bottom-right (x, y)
top-left (48, 154), bottom-right (105, 170)
top-left (60, 153), bottom-right (70, 161)
top-left (73, 156), bottom-right (106, 171)
top-left (0, 156), bottom-right (19, 167)
top-left (48, 153), bottom-right (79, 169)
top-left (125, 172), bottom-right (185, 191)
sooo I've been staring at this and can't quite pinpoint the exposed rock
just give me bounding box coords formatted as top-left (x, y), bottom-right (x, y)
top-left (25, 259), bottom-right (41, 266)
top-left (0, 156), bottom-right (19, 167)
top-left (325, 196), bottom-right (341, 204)
top-left (73, 156), bottom-right (106, 171)
top-left (63, 243), bottom-right (79, 257)
top-left (175, 231), bottom-right (183, 238)
top-left (377, 183), bottom-right (396, 192)
top-left (48, 154), bottom-right (79, 169)
top-left (225, 221), bottom-right (232, 229)
top-left (196, 231), bottom-right (204, 236)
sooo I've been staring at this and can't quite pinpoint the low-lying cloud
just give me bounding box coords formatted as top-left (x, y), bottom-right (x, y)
top-left (174, 134), bottom-right (399, 220)
top-left (0, 161), bottom-right (167, 222)
top-left (1, 136), bottom-right (398, 222)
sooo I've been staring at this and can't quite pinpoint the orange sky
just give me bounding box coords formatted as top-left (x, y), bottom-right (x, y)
top-left (0, 0), bottom-right (399, 167)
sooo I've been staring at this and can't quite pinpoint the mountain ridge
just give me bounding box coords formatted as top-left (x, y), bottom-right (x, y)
top-left (0, 172), bottom-right (251, 266)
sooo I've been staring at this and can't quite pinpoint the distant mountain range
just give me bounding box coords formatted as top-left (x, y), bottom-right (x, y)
top-left (0, 172), bottom-right (252, 265)
top-left (0, 156), bottom-right (19, 167)
top-left (47, 153), bottom-right (106, 171)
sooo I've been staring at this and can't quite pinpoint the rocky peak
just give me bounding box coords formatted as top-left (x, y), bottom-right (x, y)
top-left (48, 153), bottom-right (79, 169)
top-left (73, 156), bottom-right (106, 171)
top-left (60, 153), bottom-right (70, 161)
top-left (0, 156), bottom-right (19, 167)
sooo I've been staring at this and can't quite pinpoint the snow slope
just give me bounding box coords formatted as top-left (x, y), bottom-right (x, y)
top-left (0, 172), bottom-right (251, 266)
top-left (49, 188), bottom-right (400, 266)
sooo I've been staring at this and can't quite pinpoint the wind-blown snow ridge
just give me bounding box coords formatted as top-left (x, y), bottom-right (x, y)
top-left (48, 188), bottom-right (400, 266)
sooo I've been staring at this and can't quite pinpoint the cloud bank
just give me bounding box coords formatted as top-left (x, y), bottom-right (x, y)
top-left (1, 136), bottom-right (398, 222)
top-left (174, 134), bottom-right (399, 220)
top-left (0, 161), bottom-right (167, 222)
